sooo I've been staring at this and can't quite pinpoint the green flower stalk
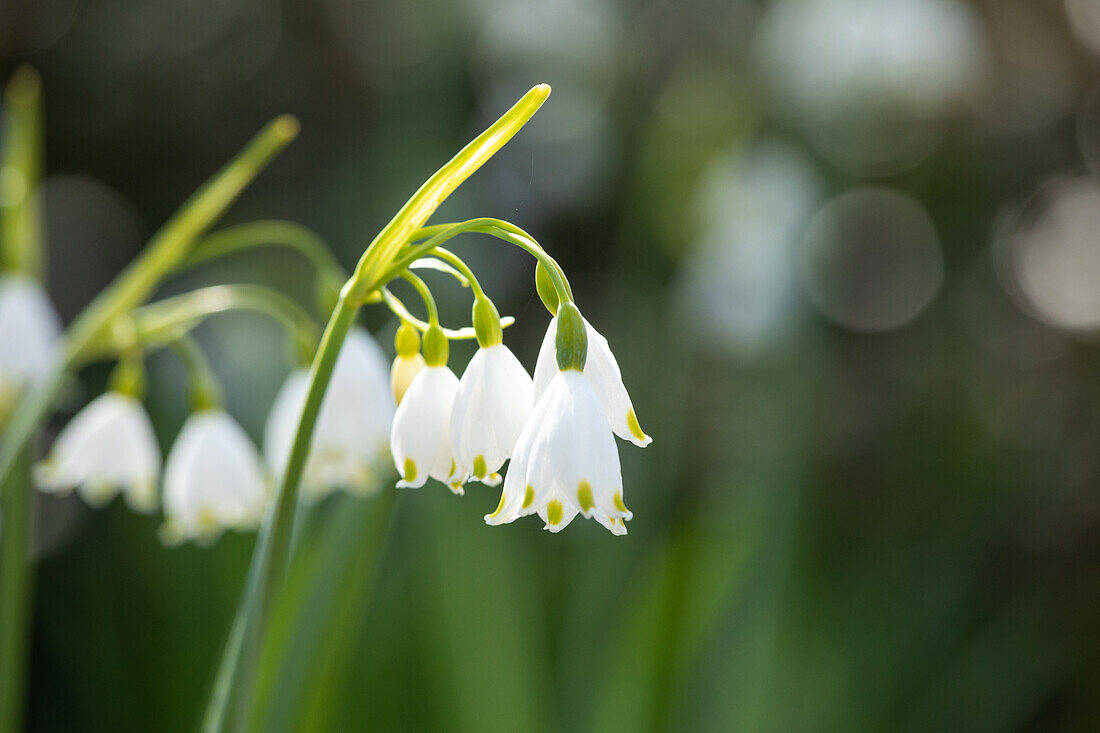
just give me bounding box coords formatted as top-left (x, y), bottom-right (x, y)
top-left (203, 84), bottom-right (552, 732)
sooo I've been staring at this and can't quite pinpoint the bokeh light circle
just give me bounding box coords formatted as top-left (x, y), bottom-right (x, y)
top-left (996, 176), bottom-right (1100, 332)
top-left (801, 188), bottom-right (944, 333)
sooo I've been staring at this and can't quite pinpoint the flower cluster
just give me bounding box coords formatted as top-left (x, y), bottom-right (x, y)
top-left (34, 370), bottom-right (271, 546)
top-left (390, 288), bottom-right (650, 534)
top-left (4, 82), bottom-right (648, 544)
top-left (18, 258), bottom-right (649, 539)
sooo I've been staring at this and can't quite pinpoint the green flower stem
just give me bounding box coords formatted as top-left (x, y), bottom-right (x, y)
top-left (379, 287), bottom-right (515, 339)
top-left (208, 84), bottom-right (551, 733)
top-left (407, 256), bottom-right (470, 287)
top-left (184, 221), bottom-right (343, 277)
top-left (0, 448), bottom-right (32, 733)
top-left (398, 271), bottom-right (439, 325)
top-left (64, 116), bottom-right (300, 365)
top-left (116, 284), bottom-right (320, 367)
top-left (182, 221), bottom-right (346, 307)
top-left (429, 247), bottom-right (486, 298)
top-left (169, 336), bottom-right (223, 411)
top-left (386, 218), bottom-right (573, 305)
top-left (0, 117), bottom-right (297, 732)
top-left (0, 66), bottom-right (44, 281)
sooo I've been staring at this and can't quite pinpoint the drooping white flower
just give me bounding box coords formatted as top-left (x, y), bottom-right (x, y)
top-left (0, 274), bottom-right (62, 418)
top-left (486, 369), bottom-right (630, 535)
top-left (450, 343), bottom-right (534, 486)
top-left (35, 391), bottom-right (161, 512)
top-left (390, 364), bottom-right (461, 492)
top-left (161, 410), bottom-right (269, 545)
top-left (264, 327), bottom-right (394, 499)
top-left (533, 316), bottom-right (651, 447)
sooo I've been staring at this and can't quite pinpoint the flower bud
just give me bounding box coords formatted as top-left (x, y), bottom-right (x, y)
top-left (472, 295), bottom-right (503, 348)
top-left (422, 324), bottom-right (449, 367)
top-left (535, 262), bottom-right (559, 314)
top-left (554, 301), bottom-right (587, 371)
top-left (395, 322), bottom-right (421, 357)
top-left (391, 322), bottom-right (426, 404)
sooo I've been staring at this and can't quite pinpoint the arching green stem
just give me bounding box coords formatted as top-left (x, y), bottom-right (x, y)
top-left (169, 336), bottom-right (223, 411)
top-left (398, 271), bottom-right (439, 326)
top-left (428, 248), bottom-right (485, 298)
top-left (116, 284), bottom-right (320, 367)
top-left (184, 221), bottom-right (345, 287)
top-left (386, 219), bottom-right (573, 306)
top-left (379, 288), bottom-right (514, 340)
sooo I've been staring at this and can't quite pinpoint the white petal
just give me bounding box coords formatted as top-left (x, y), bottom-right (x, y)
top-left (451, 344), bottom-right (533, 482)
top-left (0, 275), bottom-right (62, 411)
top-left (532, 316), bottom-right (651, 447)
top-left (485, 392), bottom-right (543, 526)
top-left (35, 392), bottom-right (162, 512)
top-left (390, 365), bottom-right (459, 489)
top-left (582, 318), bottom-right (652, 448)
top-left (164, 410), bottom-right (268, 543)
top-left (487, 371), bottom-right (629, 535)
top-left (532, 317), bottom-right (558, 402)
top-left (0, 275), bottom-right (62, 382)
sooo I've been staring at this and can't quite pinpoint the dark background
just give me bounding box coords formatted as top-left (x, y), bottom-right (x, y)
top-left (4, 0), bottom-right (1100, 730)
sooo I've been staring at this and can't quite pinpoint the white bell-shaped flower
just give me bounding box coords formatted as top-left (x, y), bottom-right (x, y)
top-left (450, 344), bottom-right (533, 485)
top-left (486, 369), bottom-right (631, 534)
top-left (264, 327), bottom-right (394, 499)
top-left (533, 315), bottom-right (652, 448)
top-left (0, 274), bottom-right (62, 417)
top-left (390, 364), bottom-right (461, 492)
top-left (161, 410), bottom-right (269, 545)
top-left (35, 391), bottom-right (161, 512)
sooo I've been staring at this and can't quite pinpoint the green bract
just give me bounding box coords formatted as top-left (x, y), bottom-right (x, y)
top-left (555, 302), bottom-right (588, 372)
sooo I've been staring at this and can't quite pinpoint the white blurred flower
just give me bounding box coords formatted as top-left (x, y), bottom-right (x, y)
top-left (677, 141), bottom-right (821, 355)
top-left (486, 369), bottom-right (630, 535)
top-left (264, 327), bottom-right (394, 499)
top-left (998, 177), bottom-right (1100, 332)
top-left (450, 344), bottom-right (533, 485)
top-left (533, 316), bottom-right (650, 447)
top-left (390, 365), bottom-right (461, 492)
top-left (755, 0), bottom-right (986, 172)
top-left (0, 274), bottom-right (62, 418)
top-left (161, 410), bottom-right (268, 545)
top-left (756, 0), bottom-right (984, 119)
top-left (35, 392), bottom-right (161, 512)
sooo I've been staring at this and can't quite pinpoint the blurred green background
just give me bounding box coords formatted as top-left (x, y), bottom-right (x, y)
top-left (5, 0), bottom-right (1100, 730)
